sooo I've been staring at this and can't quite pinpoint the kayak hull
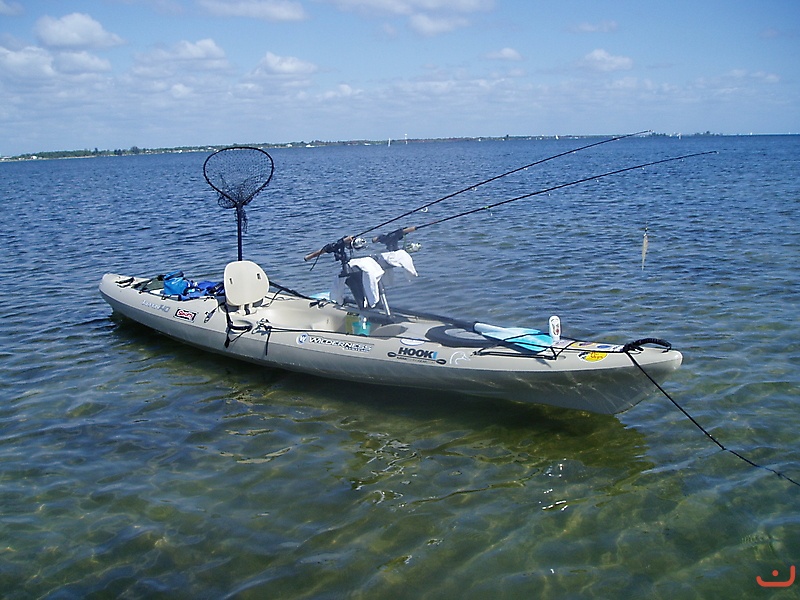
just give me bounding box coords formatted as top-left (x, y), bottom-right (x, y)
top-left (99, 272), bottom-right (682, 414)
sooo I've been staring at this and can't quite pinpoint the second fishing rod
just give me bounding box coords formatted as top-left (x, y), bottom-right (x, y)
top-left (304, 134), bottom-right (713, 261)
top-left (354, 130), bottom-right (650, 240)
top-left (304, 132), bottom-right (646, 262)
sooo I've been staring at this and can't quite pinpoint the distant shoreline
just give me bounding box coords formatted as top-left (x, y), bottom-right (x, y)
top-left (2, 131), bottom-right (792, 162)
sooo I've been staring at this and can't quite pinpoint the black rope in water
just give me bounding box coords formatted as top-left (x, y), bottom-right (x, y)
top-left (625, 350), bottom-right (800, 489)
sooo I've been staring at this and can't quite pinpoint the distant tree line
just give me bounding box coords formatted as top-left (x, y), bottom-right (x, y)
top-left (2, 132), bottom-right (735, 162)
top-left (1, 145), bottom-right (213, 161)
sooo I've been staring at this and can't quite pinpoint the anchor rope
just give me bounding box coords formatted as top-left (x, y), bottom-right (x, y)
top-left (625, 350), bottom-right (800, 489)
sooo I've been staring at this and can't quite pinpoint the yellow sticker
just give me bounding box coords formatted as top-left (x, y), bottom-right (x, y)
top-left (579, 351), bottom-right (607, 362)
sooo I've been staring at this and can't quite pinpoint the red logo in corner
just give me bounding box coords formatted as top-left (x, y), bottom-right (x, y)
top-left (757, 565), bottom-right (795, 588)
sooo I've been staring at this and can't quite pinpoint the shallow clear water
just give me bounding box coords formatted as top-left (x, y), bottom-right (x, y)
top-left (1, 136), bottom-right (798, 599)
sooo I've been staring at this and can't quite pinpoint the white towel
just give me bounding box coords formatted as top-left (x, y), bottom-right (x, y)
top-left (378, 250), bottom-right (418, 278)
top-left (348, 256), bottom-right (385, 307)
top-left (329, 253), bottom-right (414, 307)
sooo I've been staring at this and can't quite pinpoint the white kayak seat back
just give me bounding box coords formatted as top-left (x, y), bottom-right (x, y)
top-left (224, 260), bottom-right (270, 311)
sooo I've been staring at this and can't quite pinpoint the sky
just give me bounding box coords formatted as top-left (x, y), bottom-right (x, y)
top-left (0, 0), bottom-right (798, 155)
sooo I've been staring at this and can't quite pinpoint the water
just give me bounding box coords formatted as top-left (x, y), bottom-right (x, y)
top-left (1, 136), bottom-right (798, 598)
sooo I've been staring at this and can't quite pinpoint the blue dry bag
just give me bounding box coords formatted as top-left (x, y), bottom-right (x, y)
top-left (162, 271), bottom-right (189, 296)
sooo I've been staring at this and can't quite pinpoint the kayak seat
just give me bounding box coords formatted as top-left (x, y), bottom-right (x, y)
top-left (224, 260), bottom-right (270, 314)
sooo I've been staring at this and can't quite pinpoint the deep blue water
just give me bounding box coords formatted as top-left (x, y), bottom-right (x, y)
top-left (0, 135), bottom-right (798, 598)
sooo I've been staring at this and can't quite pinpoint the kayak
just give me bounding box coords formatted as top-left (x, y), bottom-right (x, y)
top-left (99, 259), bottom-right (682, 414)
top-left (99, 142), bottom-right (693, 415)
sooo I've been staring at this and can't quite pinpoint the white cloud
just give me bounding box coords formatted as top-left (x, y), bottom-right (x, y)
top-left (0, 0), bottom-right (23, 16)
top-left (35, 13), bottom-right (125, 49)
top-left (54, 51), bottom-right (112, 73)
top-left (170, 83), bottom-right (193, 98)
top-left (134, 39), bottom-right (230, 77)
top-left (693, 69), bottom-right (782, 95)
top-left (579, 49), bottom-right (632, 73)
top-left (321, 83), bottom-right (359, 99)
top-left (198, 0), bottom-right (307, 21)
top-left (0, 45), bottom-right (56, 80)
top-left (254, 51), bottom-right (318, 75)
top-left (327, 0), bottom-right (492, 13)
top-left (168, 39), bottom-right (227, 62)
top-left (487, 47), bottom-right (522, 61)
top-left (409, 13), bottom-right (467, 35)
top-left (730, 69), bottom-right (780, 84)
top-left (322, 0), bottom-right (493, 35)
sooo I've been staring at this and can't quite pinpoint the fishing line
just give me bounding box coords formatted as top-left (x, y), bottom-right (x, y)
top-left (405, 151), bottom-right (717, 233)
top-left (624, 350), bottom-right (800, 489)
top-left (355, 130), bottom-right (651, 239)
top-left (307, 150), bottom-right (717, 262)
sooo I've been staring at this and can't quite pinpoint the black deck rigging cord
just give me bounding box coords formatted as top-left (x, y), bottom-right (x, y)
top-left (625, 350), bottom-right (800, 489)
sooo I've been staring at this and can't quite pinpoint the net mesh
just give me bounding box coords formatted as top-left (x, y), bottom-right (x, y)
top-left (204, 146), bottom-right (274, 208)
top-left (202, 147), bottom-right (274, 259)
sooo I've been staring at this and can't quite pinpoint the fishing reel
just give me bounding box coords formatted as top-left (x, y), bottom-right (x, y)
top-left (372, 226), bottom-right (418, 251)
top-left (305, 235), bottom-right (364, 263)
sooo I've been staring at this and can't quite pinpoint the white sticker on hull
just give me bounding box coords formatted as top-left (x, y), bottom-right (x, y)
top-left (296, 333), bottom-right (373, 353)
top-left (449, 351), bottom-right (471, 365)
top-left (388, 346), bottom-right (447, 365)
top-left (142, 299), bottom-right (171, 313)
top-left (175, 308), bottom-right (197, 322)
top-left (563, 341), bottom-right (623, 352)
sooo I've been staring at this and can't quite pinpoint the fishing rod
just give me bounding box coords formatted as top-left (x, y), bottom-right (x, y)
top-left (355, 130), bottom-right (651, 240)
top-left (370, 150), bottom-right (717, 241)
top-left (305, 131), bottom-right (651, 261)
top-left (304, 149), bottom-right (716, 262)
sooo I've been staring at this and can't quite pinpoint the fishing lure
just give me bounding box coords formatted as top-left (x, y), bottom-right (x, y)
top-left (641, 226), bottom-right (649, 270)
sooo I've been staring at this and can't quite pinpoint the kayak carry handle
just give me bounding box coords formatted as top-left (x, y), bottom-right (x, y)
top-left (304, 236), bottom-right (355, 261)
top-left (621, 338), bottom-right (672, 353)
